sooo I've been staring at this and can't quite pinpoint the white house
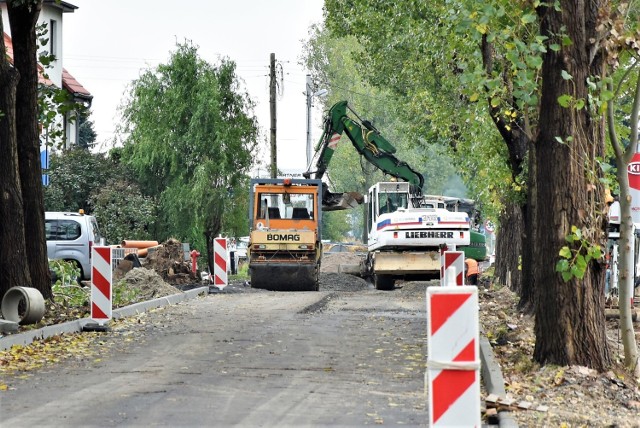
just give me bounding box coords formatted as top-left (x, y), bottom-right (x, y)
top-left (1, 0), bottom-right (92, 149)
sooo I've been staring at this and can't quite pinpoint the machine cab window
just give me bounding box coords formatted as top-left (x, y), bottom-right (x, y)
top-left (258, 192), bottom-right (315, 220)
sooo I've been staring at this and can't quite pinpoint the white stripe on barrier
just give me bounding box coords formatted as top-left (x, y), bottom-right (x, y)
top-left (427, 285), bottom-right (480, 427)
top-left (213, 237), bottom-right (228, 290)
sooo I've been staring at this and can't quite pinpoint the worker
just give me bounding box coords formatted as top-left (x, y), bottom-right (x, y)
top-left (465, 257), bottom-right (479, 286)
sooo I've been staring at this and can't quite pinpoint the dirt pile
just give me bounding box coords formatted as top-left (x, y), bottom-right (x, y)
top-left (142, 238), bottom-right (198, 285)
top-left (120, 268), bottom-right (181, 300)
top-left (321, 251), bottom-right (365, 273)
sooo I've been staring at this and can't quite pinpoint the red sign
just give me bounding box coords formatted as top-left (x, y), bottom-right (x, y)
top-left (628, 153), bottom-right (640, 224)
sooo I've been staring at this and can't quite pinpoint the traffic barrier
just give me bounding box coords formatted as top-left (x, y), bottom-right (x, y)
top-left (213, 237), bottom-right (228, 290)
top-left (441, 250), bottom-right (465, 287)
top-left (90, 246), bottom-right (112, 325)
top-left (426, 286), bottom-right (480, 427)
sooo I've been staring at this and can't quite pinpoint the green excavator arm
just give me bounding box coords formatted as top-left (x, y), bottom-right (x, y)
top-left (304, 101), bottom-right (424, 210)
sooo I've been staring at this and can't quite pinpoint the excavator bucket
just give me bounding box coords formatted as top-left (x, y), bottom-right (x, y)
top-left (321, 190), bottom-right (364, 211)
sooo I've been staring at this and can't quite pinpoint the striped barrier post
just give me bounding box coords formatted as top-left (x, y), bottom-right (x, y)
top-left (213, 237), bottom-right (228, 290)
top-left (441, 250), bottom-right (465, 287)
top-left (90, 246), bottom-right (112, 326)
top-left (426, 286), bottom-right (480, 427)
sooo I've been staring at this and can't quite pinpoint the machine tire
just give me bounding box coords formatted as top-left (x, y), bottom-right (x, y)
top-left (374, 274), bottom-right (394, 290)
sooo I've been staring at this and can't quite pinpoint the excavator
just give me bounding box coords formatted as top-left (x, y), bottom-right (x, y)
top-left (304, 101), bottom-right (471, 289)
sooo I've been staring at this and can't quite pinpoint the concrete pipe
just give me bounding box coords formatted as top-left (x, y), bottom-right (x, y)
top-left (1, 286), bottom-right (46, 325)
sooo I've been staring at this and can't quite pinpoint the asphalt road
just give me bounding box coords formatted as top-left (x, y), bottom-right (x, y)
top-left (1, 281), bottom-right (430, 427)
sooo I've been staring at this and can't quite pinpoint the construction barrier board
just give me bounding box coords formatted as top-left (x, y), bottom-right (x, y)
top-left (91, 246), bottom-right (113, 325)
top-left (213, 237), bottom-right (228, 290)
top-left (426, 286), bottom-right (480, 427)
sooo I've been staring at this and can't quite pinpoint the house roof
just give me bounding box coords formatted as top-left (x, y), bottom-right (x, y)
top-left (0, 1), bottom-right (78, 13)
top-left (3, 32), bottom-right (91, 102)
top-left (62, 68), bottom-right (91, 100)
top-left (43, 0), bottom-right (78, 13)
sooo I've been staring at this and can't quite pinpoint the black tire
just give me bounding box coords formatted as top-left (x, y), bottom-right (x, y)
top-left (374, 274), bottom-right (394, 290)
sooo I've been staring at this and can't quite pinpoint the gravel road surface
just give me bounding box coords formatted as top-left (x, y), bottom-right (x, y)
top-left (1, 272), bottom-right (431, 427)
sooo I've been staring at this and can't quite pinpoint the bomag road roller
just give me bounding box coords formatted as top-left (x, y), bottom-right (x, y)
top-left (247, 178), bottom-right (323, 291)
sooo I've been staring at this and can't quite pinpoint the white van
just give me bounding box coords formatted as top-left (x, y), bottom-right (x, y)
top-left (45, 211), bottom-right (104, 280)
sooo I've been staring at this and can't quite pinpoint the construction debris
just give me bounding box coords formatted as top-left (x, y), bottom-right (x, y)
top-left (140, 238), bottom-right (197, 285)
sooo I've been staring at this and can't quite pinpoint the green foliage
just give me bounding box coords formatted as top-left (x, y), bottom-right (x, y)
top-left (555, 226), bottom-right (603, 282)
top-left (302, 24), bottom-right (476, 241)
top-left (36, 23), bottom-right (88, 149)
top-left (49, 259), bottom-right (85, 307)
top-left (44, 148), bottom-right (122, 212)
top-left (112, 280), bottom-right (139, 307)
top-left (89, 178), bottom-right (156, 244)
top-left (321, 0), bottom-right (512, 223)
top-left (77, 114), bottom-right (97, 149)
top-left (322, 210), bottom-right (353, 242)
top-left (119, 42), bottom-right (259, 255)
top-left (230, 262), bottom-right (249, 280)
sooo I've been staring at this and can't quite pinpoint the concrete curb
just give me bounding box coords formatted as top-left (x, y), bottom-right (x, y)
top-left (480, 335), bottom-right (519, 427)
top-left (0, 286), bottom-right (208, 351)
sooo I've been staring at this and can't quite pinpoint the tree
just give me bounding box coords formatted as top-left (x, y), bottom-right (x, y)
top-left (0, 0), bottom-right (54, 299)
top-left (89, 178), bottom-right (156, 245)
top-left (120, 42), bottom-right (259, 273)
top-left (608, 69), bottom-right (640, 376)
top-left (77, 112), bottom-right (97, 149)
top-left (603, 3), bottom-right (640, 375)
top-left (531, 1), bottom-right (610, 369)
top-left (44, 148), bottom-right (116, 212)
top-left (0, 8), bottom-right (31, 299)
top-left (10, 0), bottom-right (51, 298)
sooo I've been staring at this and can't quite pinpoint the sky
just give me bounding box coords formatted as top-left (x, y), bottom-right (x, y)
top-left (62, 0), bottom-right (325, 172)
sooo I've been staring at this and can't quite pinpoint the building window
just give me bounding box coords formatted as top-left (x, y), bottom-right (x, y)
top-left (49, 19), bottom-right (57, 57)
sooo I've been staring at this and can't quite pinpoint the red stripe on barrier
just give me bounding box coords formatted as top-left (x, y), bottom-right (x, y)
top-left (215, 237), bottom-right (227, 250)
top-left (214, 251), bottom-right (227, 270)
top-left (95, 246), bottom-right (111, 263)
top-left (444, 252), bottom-right (460, 266)
top-left (92, 267), bottom-right (111, 300)
top-left (430, 293), bottom-right (471, 335)
top-left (432, 339), bottom-right (477, 423)
top-left (432, 366), bottom-right (476, 422)
top-left (91, 302), bottom-right (108, 320)
top-left (454, 338), bottom-right (476, 362)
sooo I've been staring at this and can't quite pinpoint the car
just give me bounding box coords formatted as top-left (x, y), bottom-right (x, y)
top-left (45, 211), bottom-right (105, 280)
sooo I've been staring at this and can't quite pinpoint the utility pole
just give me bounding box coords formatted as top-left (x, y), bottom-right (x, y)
top-left (269, 53), bottom-right (277, 179)
top-left (306, 75), bottom-right (312, 167)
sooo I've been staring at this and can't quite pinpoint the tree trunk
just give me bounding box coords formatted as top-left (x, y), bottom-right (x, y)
top-left (8, 0), bottom-right (51, 299)
top-left (520, 141), bottom-right (536, 313)
top-left (495, 200), bottom-right (523, 294)
top-left (0, 16), bottom-right (32, 299)
top-left (481, 33), bottom-right (530, 308)
top-left (532, 1), bottom-right (610, 370)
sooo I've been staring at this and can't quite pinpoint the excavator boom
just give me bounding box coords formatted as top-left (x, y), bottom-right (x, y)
top-left (304, 101), bottom-right (424, 210)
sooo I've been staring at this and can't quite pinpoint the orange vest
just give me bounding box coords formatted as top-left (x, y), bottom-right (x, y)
top-left (465, 258), bottom-right (479, 276)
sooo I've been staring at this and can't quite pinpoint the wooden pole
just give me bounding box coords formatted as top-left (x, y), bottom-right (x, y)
top-left (270, 53), bottom-right (277, 179)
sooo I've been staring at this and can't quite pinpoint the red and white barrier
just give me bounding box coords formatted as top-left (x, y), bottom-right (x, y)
top-left (213, 237), bottom-right (228, 290)
top-left (426, 286), bottom-right (480, 427)
top-left (440, 250), bottom-right (465, 286)
top-left (91, 246), bottom-right (112, 325)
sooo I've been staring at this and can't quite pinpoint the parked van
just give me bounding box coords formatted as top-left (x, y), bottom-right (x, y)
top-left (45, 211), bottom-right (104, 280)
